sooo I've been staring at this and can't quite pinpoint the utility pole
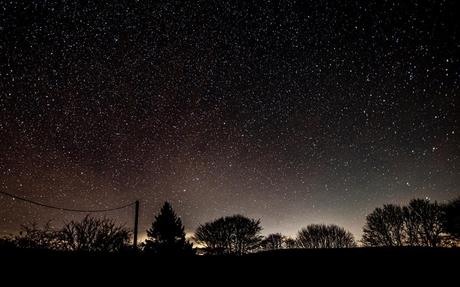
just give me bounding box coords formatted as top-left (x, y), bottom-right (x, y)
top-left (133, 200), bottom-right (139, 250)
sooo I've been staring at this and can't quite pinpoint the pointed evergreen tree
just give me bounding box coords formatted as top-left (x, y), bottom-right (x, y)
top-left (144, 202), bottom-right (195, 255)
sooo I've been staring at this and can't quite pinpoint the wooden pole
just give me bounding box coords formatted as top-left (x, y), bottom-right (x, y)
top-left (133, 200), bottom-right (139, 250)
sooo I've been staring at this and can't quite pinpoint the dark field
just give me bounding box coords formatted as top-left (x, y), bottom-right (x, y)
top-left (2, 247), bottom-right (458, 270)
top-left (1, 247), bottom-right (457, 285)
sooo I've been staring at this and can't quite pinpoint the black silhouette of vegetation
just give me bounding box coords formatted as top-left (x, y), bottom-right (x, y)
top-left (404, 199), bottom-right (445, 247)
top-left (60, 215), bottom-right (131, 252)
top-left (143, 202), bottom-right (195, 255)
top-left (444, 197), bottom-right (460, 242)
top-left (13, 221), bottom-right (62, 250)
top-left (194, 215), bottom-right (263, 255)
top-left (296, 224), bottom-right (356, 248)
top-left (260, 233), bottom-right (286, 251)
top-left (284, 237), bottom-right (298, 249)
top-left (3, 216), bottom-right (131, 252)
top-left (362, 204), bottom-right (406, 247)
top-left (363, 199), bottom-right (447, 247)
top-left (1, 197), bottom-right (459, 257)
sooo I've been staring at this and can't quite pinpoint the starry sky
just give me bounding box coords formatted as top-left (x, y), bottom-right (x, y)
top-left (1, 0), bottom-right (459, 240)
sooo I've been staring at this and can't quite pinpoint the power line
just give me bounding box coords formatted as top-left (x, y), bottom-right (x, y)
top-left (0, 191), bottom-right (135, 213)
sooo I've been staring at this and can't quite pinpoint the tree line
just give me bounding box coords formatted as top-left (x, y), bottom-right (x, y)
top-left (1, 197), bottom-right (459, 255)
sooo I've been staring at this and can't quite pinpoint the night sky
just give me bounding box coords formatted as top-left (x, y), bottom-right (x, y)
top-left (1, 0), bottom-right (459, 240)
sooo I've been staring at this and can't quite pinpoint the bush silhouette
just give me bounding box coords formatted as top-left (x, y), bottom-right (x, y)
top-left (296, 224), bottom-right (356, 248)
top-left (260, 233), bottom-right (286, 251)
top-left (5, 216), bottom-right (131, 252)
top-left (13, 221), bottom-right (62, 250)
top-left (194, 215), bottom-right (263, 255)
top-left (60, 215), bottom-right (131, 252)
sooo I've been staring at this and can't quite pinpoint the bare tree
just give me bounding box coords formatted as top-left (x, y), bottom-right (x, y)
top-left (261, 233), bottom-right (285, 251)
top-left (5, 216), bottom-right (131, 252)
top-left (194, 215), bottom-right (263, 255)
top-left (13, 221), bottom-right (62, 250)
top-left (403, 199), bottom-right (445, 247)
top-left (362, 204), bottom-right (406, 247)
top-left (284, 237), bottom-right (298, 249)
top-left (297, 224), bottom-right (356, 248)
top-left (60, 215), bottom-right (131, 252)
top-left (362, 199), bottom-right (447, 247)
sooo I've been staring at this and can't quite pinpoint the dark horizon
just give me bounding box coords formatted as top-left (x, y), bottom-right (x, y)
top-left (1, 1), bottom-right (459, 241)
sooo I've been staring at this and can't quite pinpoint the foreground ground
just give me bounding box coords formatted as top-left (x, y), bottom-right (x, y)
top-left (2, 247), bottom-right (458, 272)
top-left (1, 248), bottom-right (457, 284)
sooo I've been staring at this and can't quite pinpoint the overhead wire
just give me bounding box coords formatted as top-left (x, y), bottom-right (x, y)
top-left (0, 191), bottom-right (135, 213)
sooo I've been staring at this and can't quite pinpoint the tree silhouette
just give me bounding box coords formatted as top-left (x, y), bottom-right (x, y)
top-left (260, 233), bottom-right (285, 251)
top-left (8, 216), bottom-right (131, 252)
top-left (13, 221), bottom-right (62, 250)
top-left (362, 199), bottom-right (446, 247)
top-left (403, 199), bottom-right (444, 247)
top-left (194, 215), bottom-right (263, 255)
top-left (60, 215), bottom-right (131, 252)
top-left (444, 197), bottom-right (460, 242)
top-left (144, 202), bottom-right (194, 255)
top-left (284, 237), bottom-right (298, 249)
top-left (362, 204), bottom-right (406, 247)
top-left (296, 224), bottom-right (356, 248)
